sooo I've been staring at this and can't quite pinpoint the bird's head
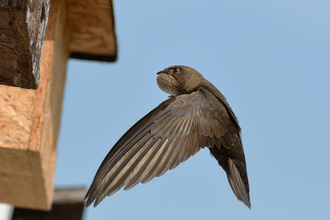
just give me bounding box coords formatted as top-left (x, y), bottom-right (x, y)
top-left (157, 65), bottom-right (205, 96)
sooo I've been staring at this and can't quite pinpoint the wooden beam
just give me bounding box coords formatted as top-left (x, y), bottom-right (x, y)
top-left (67, 0), bottom-right (117, 61)
top-left (0, 0), bottom-right (70, 210)
top-left (0, 0), bottom-right (117, 211)
top-left (11, 188), bottom-right (86, 220)
top-left (0, 0), bottom-right (51, 89)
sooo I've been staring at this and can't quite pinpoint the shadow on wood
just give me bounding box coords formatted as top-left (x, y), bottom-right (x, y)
top-left (0, 0), bottom-right (51, 89)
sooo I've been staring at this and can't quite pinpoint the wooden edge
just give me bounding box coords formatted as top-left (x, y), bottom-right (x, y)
top-left (53, 188), bottom-right (86, 204)
top-left (70, 52), bottom-right (117, 62)
top-left (67, 0), bottom-right (117, 62)
top-left (0, 0), bottom-right (69, 210)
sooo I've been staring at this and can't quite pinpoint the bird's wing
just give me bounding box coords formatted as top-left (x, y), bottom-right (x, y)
top-left (85, 90), bottom-right (226, 207)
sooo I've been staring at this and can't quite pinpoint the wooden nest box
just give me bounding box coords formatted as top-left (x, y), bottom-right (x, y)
top-left (0, 0), bottom-right (117, 210)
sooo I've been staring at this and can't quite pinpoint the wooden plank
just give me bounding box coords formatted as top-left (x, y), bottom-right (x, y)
top-left (11, 188), bottom-right (86, 220)
top-left (67, 0), bottom-right (117, 61)
top-left (0, 0), bottom-right (51, 89)
top-left (0, 0), bottom-right (70, 210)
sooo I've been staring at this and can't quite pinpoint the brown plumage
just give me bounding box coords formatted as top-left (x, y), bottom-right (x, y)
top-left (85, 65), bottom-right (251, 208)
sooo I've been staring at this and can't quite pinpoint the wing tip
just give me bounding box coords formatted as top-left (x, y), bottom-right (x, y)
top-left (84, 189), bottom-right (102, 208)
top-left (85, 198), bottom-right (93, 207)
top-left (85, 197), bottom-right (102, 208)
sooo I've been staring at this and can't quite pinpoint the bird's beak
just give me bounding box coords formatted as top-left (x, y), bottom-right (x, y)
top-left (157, 70), bottom-right (165, 75)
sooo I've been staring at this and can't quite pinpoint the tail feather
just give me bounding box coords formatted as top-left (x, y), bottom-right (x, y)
top-left (227, 158), bottom-right (251, 208)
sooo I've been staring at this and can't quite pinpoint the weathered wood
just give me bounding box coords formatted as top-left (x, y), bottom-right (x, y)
top-left (0, 0), bottom-right (117, 211)
top-left (67, 0), bottom-right (117, 61)
top-left (0, 0), bottom-right (51, 89)
top-left (11, 188), bottom-right (86, 220)
top-left (0, 0), bottom-right (70, 210)
top-left (0, 0), bottom-right (117, 90)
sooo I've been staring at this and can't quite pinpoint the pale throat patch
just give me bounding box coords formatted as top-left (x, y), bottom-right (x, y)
top-left (157, 74), bottom-right (181, 96)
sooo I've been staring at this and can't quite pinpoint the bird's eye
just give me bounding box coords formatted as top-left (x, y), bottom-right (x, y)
top-left (173, 67), bottom-right (180, 73)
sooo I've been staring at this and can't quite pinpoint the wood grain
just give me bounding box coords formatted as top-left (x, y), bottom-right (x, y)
top-left (0, 0), bottom-right (117, 211)
top-left (0, 0), bottom-right (51, 89)
top-left (67, 0), bottom-right (117, 61)
top-left (0, 0), bottom-right (69, 210)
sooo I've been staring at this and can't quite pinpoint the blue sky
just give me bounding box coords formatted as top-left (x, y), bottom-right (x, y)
top-left (54, 1), bottom-right (330, 219)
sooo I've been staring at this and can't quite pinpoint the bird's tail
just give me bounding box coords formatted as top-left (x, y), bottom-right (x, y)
top-left (227, 158), bottom-right (251, 208)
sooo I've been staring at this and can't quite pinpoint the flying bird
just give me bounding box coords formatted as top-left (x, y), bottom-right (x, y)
top-left (85, 65), bottom-right (251, 208)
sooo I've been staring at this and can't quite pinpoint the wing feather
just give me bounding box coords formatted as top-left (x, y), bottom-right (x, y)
top-left (140, 138), bottom-right (172, 183)
top-left (124, 138), bottom-right (166, 190)
top-left (142, 138), bottom-right (178, 183)
top-left (86, 87), bottom-right (250, 208)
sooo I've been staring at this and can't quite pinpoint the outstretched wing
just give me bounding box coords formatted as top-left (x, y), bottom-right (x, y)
top-left (85, 89), bottom-right (228, 207)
